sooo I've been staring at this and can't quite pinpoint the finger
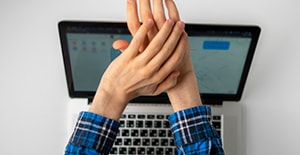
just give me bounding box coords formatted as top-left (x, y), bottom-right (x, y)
top-left (139, 0), bottom-right (158, 40)
top-left (125, 19), bottom-right (154, 58)
top-left (139, 0), bottom-right (153, 24)
top-left (147, 21), bottom-right (185, 70)
top-left (112, 40), bottom-right (130, 52)
top-left (153, 71), bottom-right (180, 95)
top-left (137, 19), bottom-right (175, 64)
top-left (165, 0), bottom-right (181, 21)
top-left (126, 0), bottom-right (140, 36)
top-left (153, 0), bottom-right (166, 29)
top-left (156, 32), bottom-right (188, 81)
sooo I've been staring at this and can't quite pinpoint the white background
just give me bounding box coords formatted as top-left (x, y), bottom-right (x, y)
top-left (0, 0), bottom-right (299, 154)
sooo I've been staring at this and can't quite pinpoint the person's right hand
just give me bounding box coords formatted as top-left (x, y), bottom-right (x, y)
top-left (90, 18), bottom-right (187, 120)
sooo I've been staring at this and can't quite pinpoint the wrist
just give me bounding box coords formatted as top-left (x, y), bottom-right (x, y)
top-left (167, 72), bottom-right (202, 112)
top-left (89, 87), bottom-right (128, 120)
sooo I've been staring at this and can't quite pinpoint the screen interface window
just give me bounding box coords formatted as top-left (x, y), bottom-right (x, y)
top-left (66, 33), bottom-right (251, 95)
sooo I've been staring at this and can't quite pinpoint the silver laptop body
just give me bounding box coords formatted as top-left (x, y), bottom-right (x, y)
top-left (59, 21), bottom-right (260, 155)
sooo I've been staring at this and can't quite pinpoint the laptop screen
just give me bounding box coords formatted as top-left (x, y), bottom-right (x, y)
top-left (58, 21), bottom-right (260, 104)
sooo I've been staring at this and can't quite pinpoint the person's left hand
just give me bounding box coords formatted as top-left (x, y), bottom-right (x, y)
top-left (90, 18), bottom-right (187, 120)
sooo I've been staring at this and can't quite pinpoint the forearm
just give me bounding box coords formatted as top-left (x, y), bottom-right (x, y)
top-left (65, 112), bottom-right (120, 155)
top-left (169, 106), bottom-right (224, 155)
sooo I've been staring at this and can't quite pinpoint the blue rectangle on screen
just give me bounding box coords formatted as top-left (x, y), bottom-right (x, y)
top-left (203, 41), bottom-right (230, 50)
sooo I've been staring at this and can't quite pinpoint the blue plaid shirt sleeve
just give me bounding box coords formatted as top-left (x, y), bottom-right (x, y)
top-left (65, 111), bottom-right (120, 155)
top-left (169, 106), bottom-right (225, 155)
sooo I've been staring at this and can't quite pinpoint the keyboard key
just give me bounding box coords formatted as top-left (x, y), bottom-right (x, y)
top-left (115, 138), bottom-right (122, 145)
top-left (137, 114), bottom-right (146, 119)
top-left (119, 147), bottom-right (127, 154)
top-left (147, 115), bottom-right (155, 119)
top-left (212, 121), bottom-right (221, 129)
top-left (131, 129), bottom-right (139, 137)
top-left (142, 138), bottom-right (150, 146)
top-left (140, 129), bottom-right (148, 137)
top-left (157, 115), bottom-right (164, 119)
top-left (159, 130), bottom-right (167, 137)
top-left (133, 138), bottom-right (141, 146)
top-left (119, 120), bottom-right (125, 128)
top-left (121, 129), bottom-right (130, 137)
top-left (120, 114), bottom-right (126, 119)
top-left (128, 114), bottom-right (136, 119)
top-left (166, 115), bottom-right (170, 119)
top-left (154, 121), bottom-right (162, 128)
top-left (163, 121), bottom-right (169, 128)
top-left (160, 138), bottom-right (169, 146)
top-left (151, 138), bottom-right (159, 146)
top-left (137, 147), bottom-right (146, 154)
top-left (110, 147), bottom-right (117, 154)
top-left (165, 147), bottom-right (173, 154)
top-left (128, 147), bottom-right (136, 154)
top-left (135, 120), bottom-right (144, 128)
top-left (156, 147), bottom-right (164, 154)
top-left (149, 129), bottom-right (157, 137)
top-left (170, 139), bottom-right (175, 146)
top-left (126, 120), bottom-right (134, 128)
top-left (145, 120), bottom-right (153, 128)
top-left (213, 115), bottom-right (221, 120)
top-left (146, 147), bottom-right (155, 154)
top-left (168, 130), bottom-right (173, 137)
top-left (124, 138), bottom-right (132, 146)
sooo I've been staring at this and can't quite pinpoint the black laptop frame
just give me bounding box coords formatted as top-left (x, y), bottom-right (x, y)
top-left (58, 20), bottom-right (261, 104)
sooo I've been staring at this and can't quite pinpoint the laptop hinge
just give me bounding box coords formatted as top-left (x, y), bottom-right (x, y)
top-left (88, 98), bottom-right (223, 105)
top-left (202, 99), bottom-right (223, 106)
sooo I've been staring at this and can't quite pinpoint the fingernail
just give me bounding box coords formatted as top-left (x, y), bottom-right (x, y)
top-left (127, 0), bottom-right (135, 3)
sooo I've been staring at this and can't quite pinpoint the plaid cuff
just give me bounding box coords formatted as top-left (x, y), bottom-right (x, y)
top-left (168, 106), bottom-right (220, 147)
top-left (68, 111), bottom-right (120, 154)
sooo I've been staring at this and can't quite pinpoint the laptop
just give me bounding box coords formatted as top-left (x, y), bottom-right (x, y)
top-left (58, 21), bottom-right (261, 155)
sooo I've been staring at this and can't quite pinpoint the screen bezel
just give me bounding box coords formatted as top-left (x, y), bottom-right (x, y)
top-left (58, 21), bottom-right (261, 104)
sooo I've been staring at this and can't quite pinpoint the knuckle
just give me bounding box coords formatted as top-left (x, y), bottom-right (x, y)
top-left (153, 14), bottom-right (165, 23)
top-left (142, 12), bottom-right (153, 20)
top-left (138, 68), bottom-right (152, 79)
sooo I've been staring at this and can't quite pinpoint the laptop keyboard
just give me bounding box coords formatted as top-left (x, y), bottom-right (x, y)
top-left (110, 113), bottom-right (222, 155)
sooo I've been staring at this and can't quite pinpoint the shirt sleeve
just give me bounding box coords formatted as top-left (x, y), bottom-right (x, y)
top-left (168, 106), bottom-right (225, 155)
top-left (65, 111), bottom-right (120, 155)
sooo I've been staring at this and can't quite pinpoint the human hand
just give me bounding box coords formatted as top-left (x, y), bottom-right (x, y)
top-left (113, 0), bottom-right (202, 112)
top-left (113, 0), bottom-right (181, 51)
top-left (90, 18), bottom-right (187, 120)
